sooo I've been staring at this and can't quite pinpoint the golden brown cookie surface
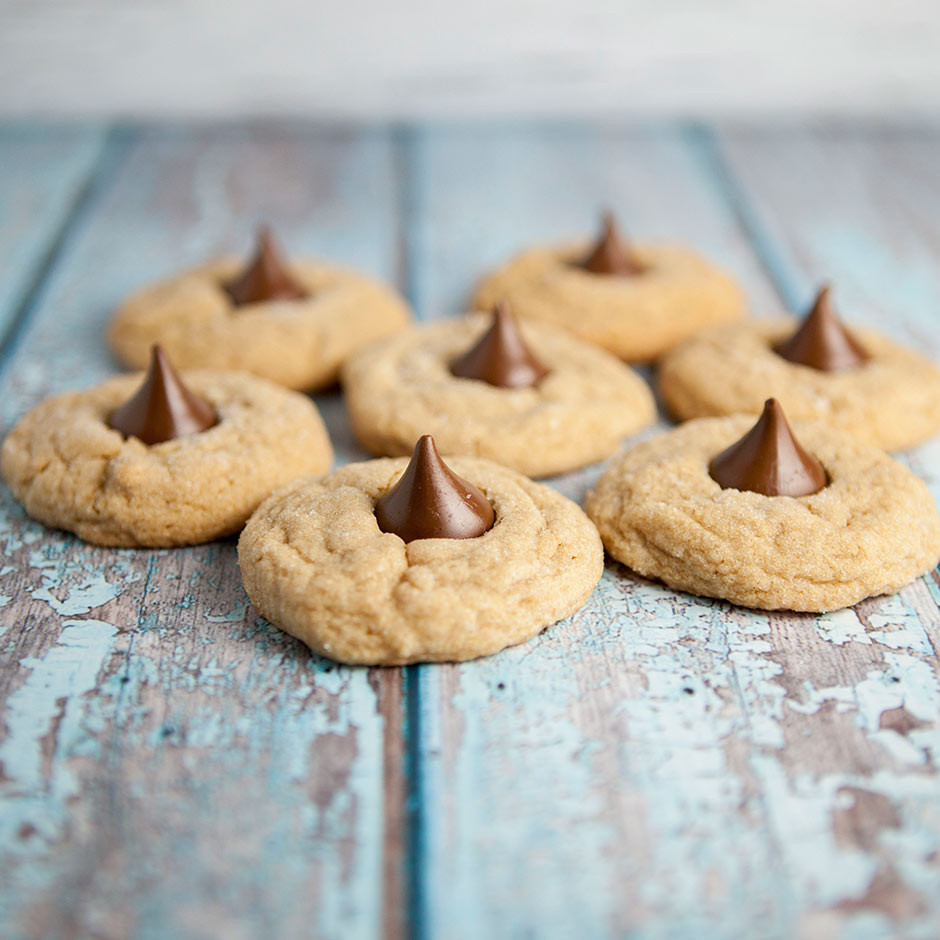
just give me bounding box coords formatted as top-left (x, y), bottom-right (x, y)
top-left (238, 457), bottom-right (604, 664)
top-left (109, 258), bottom-right (412, 391)
top-left (586, 416), bottom-right (940, 612)
top-left (473, 241), bottom-right (744, 361)
top-left (658, 318), bottom-right (940, 450)
top-left (1, 371), bottom-right (333, 546)
top-left (342, 313), bottom-right (656, 477)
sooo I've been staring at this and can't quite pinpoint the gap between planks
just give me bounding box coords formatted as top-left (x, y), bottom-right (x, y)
top-left (0, 126), bottom-right (134, 383)
top-left (0, 121), bottom-right (416, 940)
top-left (7, 121), bottom-right (938, 939)
top-left (684, 123), bottom-right (803, 312)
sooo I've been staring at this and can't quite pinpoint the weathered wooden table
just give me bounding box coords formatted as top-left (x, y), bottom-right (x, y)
top-left (1, 123), bottom-right (939, 940)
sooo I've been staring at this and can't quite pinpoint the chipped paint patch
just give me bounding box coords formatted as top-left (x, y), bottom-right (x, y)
top-left (0, 619), bottom-right (117, 843)
top-left (205, 600), bottom-right (251, 623)
top-left (817, 609), bottom-right (870, 646)
top-left (27, 544), bottom-right (138, 616)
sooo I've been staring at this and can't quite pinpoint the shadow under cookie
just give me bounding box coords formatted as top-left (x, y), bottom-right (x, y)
top-left (586, 412), bottom-right (940, 612)
top-left (109, 231), bottom-right (412, 393)
top-left (473, 227), bottom-right (744, 362)
top-left (342, 311), bottom-right (657, 478)
top-left (1, 362), bottom-right (333, 547)
top-left (659, 317), bottom-right (940, 451)
top-left (238, 448), bottom-right (604, 665)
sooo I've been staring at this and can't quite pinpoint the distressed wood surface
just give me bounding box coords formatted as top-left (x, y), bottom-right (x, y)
top-left (0, 125), bottom-right (405, 940)
top-left (410, 125), bottom-right (940, 940)
top-left (2, 123), bottom-right (940, 940)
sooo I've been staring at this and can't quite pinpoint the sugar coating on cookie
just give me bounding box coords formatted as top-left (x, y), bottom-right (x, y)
top-left (342, 313), bottom-right (657, 477)
top-left (109, 258), bottom-right (412, 392)
top-left (658, 317), bottom-right (940, 450)
top-left (1, 371), bottom-right (333, 547)
top-left (472, 241), bottom-right (744, 361)
top-left (238, 457), bottom-right (604, 664)
top-left (586, 415), bottom-right (940, 612)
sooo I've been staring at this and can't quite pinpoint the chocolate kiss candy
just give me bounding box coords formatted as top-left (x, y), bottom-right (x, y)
top-left (451, 303), bottom-right (550, 388)
top-left (775, 285), bottom-right (869, 371)
top-left (109, 345), bottom-right (217, 445)
top-left (223, 226), bottom-right (308, 306)
top-left (709, 398), bottom-right (827, 497)
top-left (579, 211), bottom-right (645, 276)
top-left (375, 435), bottom-right (495, 543)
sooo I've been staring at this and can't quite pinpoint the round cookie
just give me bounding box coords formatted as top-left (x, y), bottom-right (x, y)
top-left (238, 455), bottom-right (604, 664)
top-left (472, 223), bottom-right (744, 362)
top-left (342, 311), bottom-right (656, 478)
top-left (658, 317), bottom-right (940, 450)
top-left (109, 238), bottom-right (412, 392)
top-left (2, 370), bottom-right (333, 547)
top-left (586, 414), bottom-right (940, 612)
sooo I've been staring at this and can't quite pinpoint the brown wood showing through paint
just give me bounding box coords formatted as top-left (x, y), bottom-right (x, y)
top-left (1, 123), bottom-right (940, 939)
top-left (0, 125), bottom-right (406, 940)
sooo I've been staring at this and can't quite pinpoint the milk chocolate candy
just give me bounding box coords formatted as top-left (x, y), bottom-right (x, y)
top-left (451, 303), bottom-right (549, 388)
top-left (709, 399), bottom-right (827, 497)
top-left (109, 345), bottom-right (217, 445)
top-left (375, 435), bottom-right (495, 542)
top-left (579, 211), bottom-right (645, 276)
top-left (224, 227), bottom-right (307, 306)
top-left (775, 285), bottom-right (869, 371)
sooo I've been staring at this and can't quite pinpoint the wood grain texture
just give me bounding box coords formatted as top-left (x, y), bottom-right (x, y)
top-left (0, 125), bottom-right (405, 940)
top-left (409, 124), bottom-right (940, 938)
top-left (2, 122), bottom-right (940, 940)
top-left (0, 124), bottom-right (108, 347)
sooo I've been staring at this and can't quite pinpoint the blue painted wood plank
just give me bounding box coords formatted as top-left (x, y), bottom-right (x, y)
top-left (705, 126), bottom-right (940, 934)
top-left (408, 124), bottom-right (940, 939)
top-left (0, 123), bottom-right (108, 352)
top-left (407, 122), bottom-right (779, 322)
top-left (708, 127), bottom-right (940, 485)
top-left (5, 121), bottom-right (940, 940)
top-left (0, 125), bottom-right (404, 940)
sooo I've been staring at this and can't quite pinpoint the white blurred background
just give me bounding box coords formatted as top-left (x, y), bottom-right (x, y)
top-left (0, 0), bottom-right (938, 119)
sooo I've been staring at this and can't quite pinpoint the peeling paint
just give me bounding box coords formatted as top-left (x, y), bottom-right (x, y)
top-left (4, 123), bottom-right (940, 940)
top-left (0, 619), bottom-right (117, 845)
top-left (27, 544), bottom-right (136, 616)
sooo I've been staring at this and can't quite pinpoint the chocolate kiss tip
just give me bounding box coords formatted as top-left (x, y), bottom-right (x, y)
top-left (775, 285), bottom-right (869, 372)
top-left (709, 398), bottom-right (827, 498)
top-left (374, 435), bottom-right (495, 543)
top-left (223, 225), bottom-right (308, 307)
top-left (579, 210), bottom-right (644, 276)
top-left (109, 345), bottom-right (217, 446)
top-left (450, 303), bottom-right (550, 389)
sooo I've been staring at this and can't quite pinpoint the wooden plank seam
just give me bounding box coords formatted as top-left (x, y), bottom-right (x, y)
top-left (0, 125), bottom-right (134, 382)
top-left (683, 123), bottom-right (807, 312)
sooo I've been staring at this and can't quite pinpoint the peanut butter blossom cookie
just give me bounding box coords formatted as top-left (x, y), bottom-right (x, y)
top-left (586, 399), bottom-right (940, 612)
top-left (239, 435), bottom-right (604, 664)
top-left (659, 286), bottom-right (940, 450)
top-left (472, 212), bottom-right (744, 361)
top-left (1, 346), bottom-right (333, 546)
top-left (342, 305), bottom-right (656, 477)
top-left (109, 227), bottom-right (412, 392)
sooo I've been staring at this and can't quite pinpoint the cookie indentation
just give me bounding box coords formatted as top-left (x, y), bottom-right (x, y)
top-left (109, 345), bottom-right (217, 445)
top-left (375, 435), bottom-right (495, 543)
top-left (239, 456), bottom-right (604, 664)
top-left (709, 399), bottom-right (827, 497)
top-left (223, 227), bottom-right (308, 307)
top-left (577, 211), bottom-right (645, 277)
top-left (450, 303), bottom-right (549, 389)
top-left (586, 416), bottom-right (940, 612)
top-left (774, 285), bottom-right (869, 372)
